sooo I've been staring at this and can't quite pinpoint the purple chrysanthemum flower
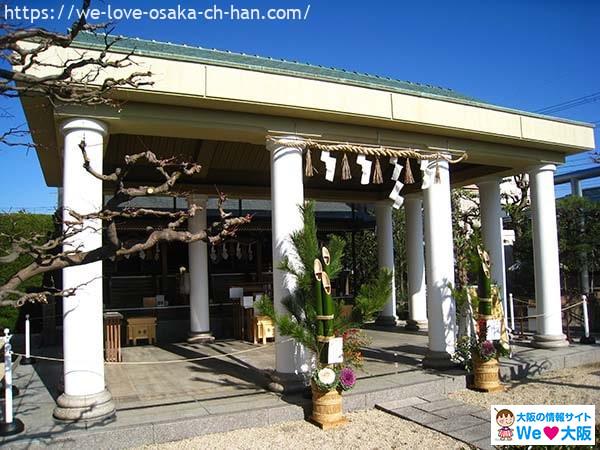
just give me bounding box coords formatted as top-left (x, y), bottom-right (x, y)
top-left (339, 367), bottom-right (356, 390)
top-left (481, 340), bottom-right (495, 357)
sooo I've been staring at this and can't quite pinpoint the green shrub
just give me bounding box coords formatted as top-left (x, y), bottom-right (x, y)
top-left (0, 306), bottom-right (19, 331)
top-left (0, 212), bottom-right (55, 329)
top-left (0, 212), bottom-right (55, 285)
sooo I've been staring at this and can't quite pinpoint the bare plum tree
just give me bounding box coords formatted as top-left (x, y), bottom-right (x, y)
top-left (0, 1), bottom-right (251, 307)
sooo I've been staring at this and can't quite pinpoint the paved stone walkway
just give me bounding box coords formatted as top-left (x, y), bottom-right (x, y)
top-left (377, 393), bottom-right (494, 450)
top-left (4, 329), bottom-right (600, 448)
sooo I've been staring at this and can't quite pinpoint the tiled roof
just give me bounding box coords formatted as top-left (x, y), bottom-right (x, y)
top-left (73, 32), bottom-right (477, 103)
top-left (71, 32), bottom-right (594, 127)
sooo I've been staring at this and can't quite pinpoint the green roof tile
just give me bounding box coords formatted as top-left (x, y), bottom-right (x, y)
top-left (73, 32), bottom-right (477, 102)
top-left (70, 32), bottom-right (594, 128)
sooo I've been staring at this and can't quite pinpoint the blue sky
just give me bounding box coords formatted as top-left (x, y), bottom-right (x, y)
top-left (1, 0), bottom-right (598, 211)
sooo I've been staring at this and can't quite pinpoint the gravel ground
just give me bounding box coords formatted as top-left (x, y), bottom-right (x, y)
top-left (137, 364), bottom-right (600, 449)
top-left (449, 362), bottom-right (600, 418)
top-left (137, 409), bottom-right (465, 450)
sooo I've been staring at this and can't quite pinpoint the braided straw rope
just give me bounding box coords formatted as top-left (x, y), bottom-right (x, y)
top-left (268, 137), bottom-right (468, 164)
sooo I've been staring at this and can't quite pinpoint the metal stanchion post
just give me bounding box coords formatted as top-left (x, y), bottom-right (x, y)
top-left (509, 293), bottom-right (515, 332)
top-left (565, 306), bottom-right (572, 343)
top-left (21, 314), bottom-right (36, 365)
top-left (501, 292), bottom-right (509, 332)
top-left (581, 295), bottom-right (596, 344)
top-left (519, 304), bottom-right (524, 337)
top-left (0, 329), bottom-right (25, 436)
top-left (0, 326), bottom-right (19, 398)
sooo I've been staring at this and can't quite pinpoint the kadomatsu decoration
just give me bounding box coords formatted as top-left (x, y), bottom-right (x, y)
top-left (452, 247), bottom-right (510, 392)
top-left (255, 200), bottom-right (392, 429)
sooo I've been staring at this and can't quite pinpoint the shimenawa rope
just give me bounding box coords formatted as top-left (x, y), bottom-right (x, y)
top-left (268, 136), bottom-right (468, 163)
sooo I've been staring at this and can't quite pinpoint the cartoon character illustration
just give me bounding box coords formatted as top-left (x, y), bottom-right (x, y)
top-left (496, 409), bottom-right (515, 441)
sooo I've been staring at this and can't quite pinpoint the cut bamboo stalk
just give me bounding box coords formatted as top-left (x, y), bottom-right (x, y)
top-left (321, 271), bottom-right (334, 337)
top-left (321, 247), bottom-right (334, 338)
top-left (322, 247), bottom-right (331, 266)
top-left (476, 247), bottom-right (493, 316)
top-left (314, 259), bottom-right (324, 337)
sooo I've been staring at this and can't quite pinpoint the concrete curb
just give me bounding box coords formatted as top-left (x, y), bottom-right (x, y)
top-left (3, 372), bottom-right (465, 449)
top-left (499, 343), bottom-right (600, 380)
top-left (4, 342), bottom-right (599, 449)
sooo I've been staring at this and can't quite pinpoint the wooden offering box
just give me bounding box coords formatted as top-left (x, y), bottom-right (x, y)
top-left (254, 315), bottom-right (274, 344)
top-left (127, 316), bottom-right (157, 345)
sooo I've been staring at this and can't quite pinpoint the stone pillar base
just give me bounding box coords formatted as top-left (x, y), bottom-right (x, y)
top-left (266, 370), bottom-right (309, 394)
top-left (422, 350), bottom-right (456, 370)
top-left (533, 333), bottom-right (569, 349)
top-left (375, 315), bottom-right (399, 327)
top-left (405, 319), bottom-right (428, 331)
top-left (53, 389), bottom-right (115, 422)
top-left (187, 332), bottom-right (215, 344)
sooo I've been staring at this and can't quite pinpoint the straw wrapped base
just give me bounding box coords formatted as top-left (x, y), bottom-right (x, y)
top-left (309, 382), bottom-right (348, 430)
top-left (470, 356), bottom-right (504, 393)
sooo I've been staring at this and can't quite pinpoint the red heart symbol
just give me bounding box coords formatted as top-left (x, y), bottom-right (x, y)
top-left (544, 426), bottom-right (559, 440)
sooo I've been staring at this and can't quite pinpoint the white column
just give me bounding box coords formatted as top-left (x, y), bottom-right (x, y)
top-left (375, 202), bottom-right (398, 326)
top-left (478, 179), bottom-right (507, 305)
top-left (268, 137), bottom-right (310, 387)
top-left (54, 118), bottom-right (115, 421)
top-left (188, 194), bottom-right (213, 342)
top-left (422, 160), bottom-right (456, 368)
top-left (405, 194), bottom-right (428, 331)
top-left (530, 164), bottom-right (568, 348)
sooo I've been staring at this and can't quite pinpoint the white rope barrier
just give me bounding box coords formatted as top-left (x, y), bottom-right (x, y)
top-left (12, 337), bottom-right (294, 366)
top-left (510, 300), bottom-right (585, 321)
top-left (25, 307), bottom-right (192, 322)
top-left (510, 296), bottom-right (534, 305)
top-left (7, 353), bottom-right (63, 363)
top-left (582, 295), bottom-right (590, 339)
top-left (12, 295), bottom-right (592, 367)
